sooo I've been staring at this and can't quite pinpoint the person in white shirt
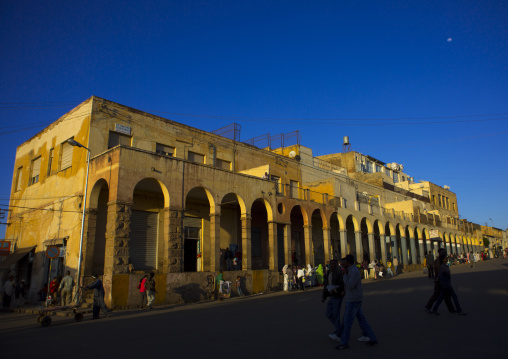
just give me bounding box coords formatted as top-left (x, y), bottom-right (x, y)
top-left (2, 275), bottom-right (15, 309)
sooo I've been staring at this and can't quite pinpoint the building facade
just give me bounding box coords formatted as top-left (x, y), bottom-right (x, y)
top-left (1, 97), bottom-right (494, 306)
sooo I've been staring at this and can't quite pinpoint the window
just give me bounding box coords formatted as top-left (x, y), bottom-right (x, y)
top-left (290, 180), bottom-right (298, 198)
top-left (366, 161), bottom-right (373, 173)
top-left (60, 141), bottom-right (73, 170)
top-left (438, 194), bottom-right (442, 207)
top-left (156, 143), bottom-right (174, 157)
top-left (375, 164), bottom-right (382, 173)
top-left (47, 148), bottom-right (54, 176)
top-left (188, 151), bottom-right (204, 164)
top-left (392, 172), bottom-right (399, 183)
top-left (216, 158), bottom-right (231, 171)
top-left (108, 131), bottom-right (131, 149)
top-left (432, 195), bottom-right (436, 205)
top-left (15, 167), bottom-right (22, 192)
top-left (30, 157), bottom-right (41, 185)
top-left (402, 176), bottom-right (406, 181)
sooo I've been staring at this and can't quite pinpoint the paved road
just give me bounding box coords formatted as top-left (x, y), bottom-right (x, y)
top-left (2, 258), bottom-right (507, 358)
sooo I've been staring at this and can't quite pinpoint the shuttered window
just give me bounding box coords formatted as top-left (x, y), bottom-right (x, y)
top-left (108, 131), bottom-right (131, 149)
top-left (30, 157), bottom-right (41, 185)
top-left (188, 151), bottom-right (204, 164)
top-left (156, 143), bottom-right (174, 156)
top-left (47, 148), bottom-right (54, 176)
top-left (216, 158), bottom-right (231, 171)
top-left (15, 167), bottom-right (23, 192)
top-left (60, 142), bottom-right (73, 170)
top-left (129, 210), bottom-right (158, 270)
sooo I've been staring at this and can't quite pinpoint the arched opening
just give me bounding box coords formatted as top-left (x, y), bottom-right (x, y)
top-left (219, 193), bottom-right (243, 271)
top-left (131, 178), bottom-right (166, 271)
top-left (251, 198), bottom-right (269, 270)
top-left (385, 222), bottom-right (393, 259)
top-left (330, 213), bottom-right (342, 260)
top-left (184, 187), bottom-right (212, 272)
top-left (395, 225), bottom-right (402, 263)
top-left (312, 209), bottom-right (325, 266)
top-left (290, 205), bottom-right (305, 266)
top-left (85, 179), bottom-right (109, 276)
top-left (414, 228), bottom-right (421, 264)
top-left (405, 227), bottom-right (412, 264)
top-left (360, 218), bottom-right (370, 263)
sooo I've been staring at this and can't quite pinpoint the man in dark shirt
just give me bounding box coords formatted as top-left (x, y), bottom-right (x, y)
top-left (424, 248), bottom-right (455, 313)
top-left (85, 275), bottom-right (111, 319)
top-left (425, 251), bottom-right (435, 278)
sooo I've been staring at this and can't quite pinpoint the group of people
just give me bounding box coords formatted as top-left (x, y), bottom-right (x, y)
top-left (322, 255), bottom-right (378, 350)
top-left (137, 272), bottom-right (157, 309)
top-left (424, 248), bottom-right (467, 315)
top-left (360, 257), bottom-right (397, 279)
top-left (1, 275), bottom-right (27, 309)
top-left (220, 248), bottom-right (242, 271)
top-left (282, 264), bottom-right (325, 291)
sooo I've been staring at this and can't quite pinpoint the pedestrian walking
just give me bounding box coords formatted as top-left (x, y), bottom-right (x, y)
top-left (1, 275), bottom-right (15, 309)
top-left (426, 251), bottom-right (435, 278)
top-left (138, 274), bottom-right (148, 308)
top-left (84, 274), bottom-right (111, 319)
top-left (430, 254), bottom-right (467, 316)
top-left (145, 272), bottom-right (156, 309)
top-left (49, 277), bottom-right (59, 305)
top-left (322, 259), bottom-right (345, 343)
top-left (58, 270), bottom-right (74, 306)
top-left (336, 255), bottom-right (378, 349)
top-left (424, 248), bottom-right (455, 313)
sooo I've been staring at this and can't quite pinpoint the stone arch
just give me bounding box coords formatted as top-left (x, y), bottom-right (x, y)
top-left (290, 205), bottom-right (307, 266)
top-left (131, 178), bottom-right (166, 271)
top-left (312, 209), bottom-right (325, 266)
top-left (84, 179), bottom-right (109, 276)
top-left (251, 198), bottom-right (270, 270)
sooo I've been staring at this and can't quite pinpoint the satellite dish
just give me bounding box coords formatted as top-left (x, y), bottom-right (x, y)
top-left (289, 151), bottom-right (296, 158)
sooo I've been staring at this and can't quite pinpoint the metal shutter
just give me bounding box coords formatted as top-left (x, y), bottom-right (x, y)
top-left (130, 210), bottom-right (158, 270)
top-left (60, 142), bottom-right (73, 170)
top-left (188, 151), bottom-right (204, 163)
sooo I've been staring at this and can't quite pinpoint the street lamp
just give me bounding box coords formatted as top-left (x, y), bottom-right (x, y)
top-left (67, 139), bottom-right (90, 298)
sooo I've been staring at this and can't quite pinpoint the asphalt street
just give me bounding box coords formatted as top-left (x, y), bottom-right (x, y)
top-left (1, 258), bottom-right (507, 359)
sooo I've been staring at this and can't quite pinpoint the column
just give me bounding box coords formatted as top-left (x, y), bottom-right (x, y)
top-left (367, 233), bottom-right (376, 262)
top-left (323, 226), bottom-right (331, 262)
top-left (355, 231), bottom-right (363, 263)
top-left (303, 225), bottom-right (313, 266)
top-left (241, 214), bottom-right (252, 270)
top-left (409, 237), bottom-right (417, 265)
top-left (268, 221), bottom-right (278, 271)
top-left (339, 230), bottom-right (347, 258)
top-left (380, 235), bottom-right (387, 265)
top-left (400, 236), bottom-right (408, 265)
top-left (104, 201), bottom-right (132, 276)
top-left (209, 214), bottom-right (221, 272)
top-left (165, 207), bottom-right (182, 273)
top-left (418, 240), bottom-right (425, 261)
top-left (284, 223), bottom-right (291, 266)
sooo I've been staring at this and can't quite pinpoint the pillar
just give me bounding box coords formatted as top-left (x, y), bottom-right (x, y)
top-left (209, 214), bottom-right (221, 272)
top-left (400, 236), bottom-right (408, 265)
top-left (303, 225), bottom-right (313, 266)
top-left (339, 230), bottom-right (347, 258)
top-left (323, 226), bottom-right (331, 262)
top-left (409, 237), bottom-right (417, 265)
top-left (165, 207), bottom-right (182, 273)
top-left (355, 231), bottom-right (362, 263)
top-left (268, 221), bottom-right (278, 271)
top-left (284, 223), bottom-right (291, 266)
top-left (380, 235), bottom-right (387, 265)
top-left (241, 214), bottom-right (252, 270)
top-left (418, 239), bottom-right (425, 261)
top-left (367, 233), bottom-right (375, 263)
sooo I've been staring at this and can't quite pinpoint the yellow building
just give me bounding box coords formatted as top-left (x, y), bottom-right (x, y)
top-left (1, 97), bottom-right (485, 306)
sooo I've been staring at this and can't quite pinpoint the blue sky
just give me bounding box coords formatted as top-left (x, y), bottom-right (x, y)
top-left (1, 0), bottom-right (507, 235)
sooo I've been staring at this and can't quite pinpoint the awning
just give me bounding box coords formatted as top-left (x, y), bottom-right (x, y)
top-left (43, 237), bottom-right (68, 246)
top-left (0, 246), bottom-right (36, 270)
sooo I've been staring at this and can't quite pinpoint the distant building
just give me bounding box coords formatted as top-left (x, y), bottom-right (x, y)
top-left (1, 97), bottom-right (490, 305)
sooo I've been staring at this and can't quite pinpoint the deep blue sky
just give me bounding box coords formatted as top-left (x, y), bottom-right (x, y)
top-left (1, 0), bottom-right (507, 236)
